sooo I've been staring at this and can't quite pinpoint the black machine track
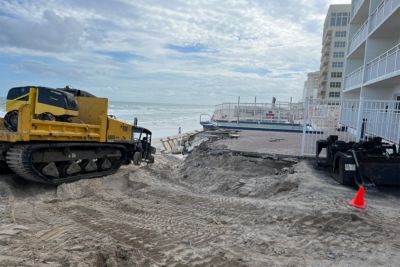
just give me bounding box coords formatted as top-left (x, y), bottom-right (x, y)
top-left (0, 160), bottom-right (13, 174)
top-left (6, 143), bottom-right (127, 185)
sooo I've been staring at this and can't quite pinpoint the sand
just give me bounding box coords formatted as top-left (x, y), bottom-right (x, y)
top-left (0, 136), bottom-right (400, 266)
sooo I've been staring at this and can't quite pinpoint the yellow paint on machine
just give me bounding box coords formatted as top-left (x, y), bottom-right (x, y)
top-left (106, 117), bottom-right (132, 142)
top-left (6, 87), bottom-right (79, 117)
top-left (0, 87), bottom-right (134, 144)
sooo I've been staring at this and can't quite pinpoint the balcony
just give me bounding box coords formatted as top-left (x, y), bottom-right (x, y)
top-left (317, 88), bottom-right (326, 99)
top-left (321, 55), bottom-right (330, 64)
top-left (323, 35), bottom-right (332, 46)
top-left (321, 64), bottom-right (329, 74)
top-left (320, 75), bottom-right (327, 85)
top-left (365, 43), bottom-right (400, 83)
top-left (369, 0), bottom-right (400, 33)
top-left (322, 44), bottom-right (330, 54)
top-left (344, 66), bottom-right (364, 90)
top-left (348, 20), bottom-right (368, 55)
top-left (351, 0), bottom-right (365, 20)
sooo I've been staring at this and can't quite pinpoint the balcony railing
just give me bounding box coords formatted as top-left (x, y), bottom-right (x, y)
top-left (369, 0), bottom-right (400, 33)
top-left (344, 66), bottom-right (364, 90)
top-left (321, 65), bottom-right (329, 74)
top-left (365, 43), bottom-right (400, 83)
top-left (322, 49), bottom-right (330, 56)
top-left (321, 55), bottom-right (330, 64)
top-left (323, 35), bottom-right (332, 46)
top-left (351, 0), bottom-right (365, 20)
top-left (348, 20), bottom-right (368, 54)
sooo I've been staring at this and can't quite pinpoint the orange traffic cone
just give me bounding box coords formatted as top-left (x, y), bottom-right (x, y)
top-left (349, 185), bottom-right (366, 209)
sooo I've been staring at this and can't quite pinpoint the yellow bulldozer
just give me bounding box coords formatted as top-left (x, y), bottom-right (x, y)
top-left (0, 86), bottom-right (155, 184)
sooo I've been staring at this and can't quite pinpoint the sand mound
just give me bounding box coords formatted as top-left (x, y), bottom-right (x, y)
top-left (179, 143), bottom-right (298, 198)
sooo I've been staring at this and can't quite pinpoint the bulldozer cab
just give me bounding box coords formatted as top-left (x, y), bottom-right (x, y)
top-left (4, 87), bottom-right (80, 131)
top-left (6, 86), bottom-right (79, 115)
top-left (6, 87), bottom-right (30, 111)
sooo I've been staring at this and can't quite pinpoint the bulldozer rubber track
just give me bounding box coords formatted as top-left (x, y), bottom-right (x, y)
top-left (0, 160), bottom-right (13, 175)
top-left (6, 143), bottom-right (126, 185)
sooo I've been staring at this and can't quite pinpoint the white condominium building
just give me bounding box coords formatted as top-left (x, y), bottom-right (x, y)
top-left (318, 4), bottom-right (352, 100)
top-left (303, 71), bottom-right (320, 100)
top-left (343, 0), bottom-right (400, 101)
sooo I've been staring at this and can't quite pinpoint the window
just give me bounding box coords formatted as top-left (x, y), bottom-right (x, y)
top-left (336, 13), bottom-right (342, 26)
top-left (331, 72), bottom-right (343, 78)
top-left (334, 41), bottom-right (346, 48)
top-left (329, 92), bottom-right (341, 98)
top-left (333, 52), bottom-right (345, 58)
top-left (335, 31), bottom-right (347, 37)
top-left (332, 62), bottom-right (344, 68)
top-left (330, 82), bottom-right (341, 88)
top-left (331, 17), bottom-right (336, 26)
top-left (395, 95), bottom-right (400, 111)
top-left (330, 12), bottom-right (350, 26)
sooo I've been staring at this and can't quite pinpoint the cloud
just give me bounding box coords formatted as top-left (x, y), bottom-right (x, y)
top-left (166, 43), bottom-right (208, 53)
top-left (0, 10), bottom-right (85, 52)
top-left (95, 51), bottom-right (144, 62)
top-left (0, 0), bottom-right (351, 103)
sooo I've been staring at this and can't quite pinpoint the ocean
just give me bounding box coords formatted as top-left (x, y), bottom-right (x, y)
top-left (108, 102), bottom-right (213, 138)
top-left (0, 99), bottom-right (213, 138)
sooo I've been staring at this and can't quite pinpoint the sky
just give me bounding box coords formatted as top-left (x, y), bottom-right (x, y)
top-left (0, 0), bottom-right (350, 104)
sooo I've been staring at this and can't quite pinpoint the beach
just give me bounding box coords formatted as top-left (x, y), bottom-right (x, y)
top-left (0, 131), bottom-right (399, 266)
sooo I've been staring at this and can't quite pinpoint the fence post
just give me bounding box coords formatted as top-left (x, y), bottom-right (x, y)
top-left (300, 97), bottom-right (309, 156)
top-left (356, 97), bottom-right (365, 142)
top-left (237, 96), bottom-right (240, 124)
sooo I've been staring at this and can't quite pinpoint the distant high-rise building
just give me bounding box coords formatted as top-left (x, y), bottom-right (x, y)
top-left (303, 71), bottom-right (320, 100)
top-left (318, 4), bottom-right (351, 100)
top-left (343, 0), bottom-right (400, 102)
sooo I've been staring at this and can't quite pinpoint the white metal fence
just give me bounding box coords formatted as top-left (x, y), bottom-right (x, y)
top-left (208, 98), bottom-right (400, 157)
top-left (301, 97), bottom-right (400, 156)
top-left (345, 99), bottom-right (400, 144)
top-left (301, 99), bottom-right (356, 156)
top-left (212, 102), bottom-right (304, 123)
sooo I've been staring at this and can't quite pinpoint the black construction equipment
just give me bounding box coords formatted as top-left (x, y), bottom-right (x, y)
top-left (316, 135), bottom-right (400, 186)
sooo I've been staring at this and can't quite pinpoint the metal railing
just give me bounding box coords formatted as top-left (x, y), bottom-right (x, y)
top-left (321, 64), bottom-right (329, 74)
top-left (351, 0), bottom-right (365, 20)
top-left (348, 19), bottom-right (368, 54)
top-left (369, 0), bottom-right (400, 33)
top-left (340, 99), bottom-right (360, 129)
top-left (211, 98), bottom-right (400, 156)
top-left (301, 99), bottom-right (352, 156)
top-left (363, 100), bottom-right (400, 143)
top-left (344, 66), bottom-right (364, 90)
top-left (365, 43), bottom-right (400, 83)
top-left (212, 102), bottom-right (304, 123)
top-left (340, 99), bottom-right (400, 144)
top-left (301, 98), bottom-right (400, 156)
